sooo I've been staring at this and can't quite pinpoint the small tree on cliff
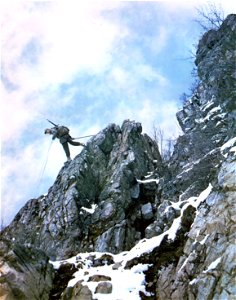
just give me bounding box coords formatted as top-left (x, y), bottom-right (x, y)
top-left (180, 3), bottom-right (226, 106)
top-left (195, 2), bottom-right (225, 31)
top-left (152, 125), bottom-right (177, 161)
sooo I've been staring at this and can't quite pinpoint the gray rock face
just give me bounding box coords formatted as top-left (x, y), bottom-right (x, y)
top-left (95, 281), bottom-right (113, 294)
top-left (2, 120), bottom-right (162, 260)
top-left (150, 14), bottom-right (236, 300)
top-left (62, 282), bottom-right (93, 300)
top-left (155, 149), bottom-right (236, 300)
top-left (164, 14), bottom-right (236, 202)
top-left (0, 238), bottom-right (54, 300)
top-left (141, 202), bottom-right (154, 220)
top-left (1, 13), bottom-right (235, 300)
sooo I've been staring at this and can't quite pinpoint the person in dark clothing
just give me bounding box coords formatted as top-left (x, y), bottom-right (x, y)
top-left (44, 125), bottom-right (85, 161)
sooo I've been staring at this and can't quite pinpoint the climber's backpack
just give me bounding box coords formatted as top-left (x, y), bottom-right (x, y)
top-left (58, 126), bottom-right (70, 137)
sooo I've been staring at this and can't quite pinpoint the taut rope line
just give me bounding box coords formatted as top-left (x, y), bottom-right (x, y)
top-left (37, 139), bottom-right (53, 194)
top-left (72, 134), bottom-right (95, 140)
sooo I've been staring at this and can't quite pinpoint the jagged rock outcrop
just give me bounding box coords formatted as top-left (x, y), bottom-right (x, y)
top-left (142, 14), bottom-right (236, 299)
top-left (160, 14), bottom-right (236, 201)
top-left (1, 13), bottom-right (235, 300)
top-left (154, 146), bottom-right (236, 300)
top-left (1, 120), bottom-right (163, 260)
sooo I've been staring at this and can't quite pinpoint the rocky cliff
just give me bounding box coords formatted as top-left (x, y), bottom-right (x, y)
top-left (1, 120), bottom-right (163, 260)
top-left (1, 14), bottom-right (235, 300)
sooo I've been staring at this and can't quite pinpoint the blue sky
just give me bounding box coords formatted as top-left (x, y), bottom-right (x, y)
top-left (1, 0), bottom-right (235, 226)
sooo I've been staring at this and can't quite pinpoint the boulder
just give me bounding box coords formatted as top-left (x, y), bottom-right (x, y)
top-left (95, 281), bottom-right (113, 294)
top-left (0, 239), bottom-right (54, 300)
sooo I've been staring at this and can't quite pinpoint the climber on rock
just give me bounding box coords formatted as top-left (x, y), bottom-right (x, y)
top-left (44, 125), bottom-right (85, 162)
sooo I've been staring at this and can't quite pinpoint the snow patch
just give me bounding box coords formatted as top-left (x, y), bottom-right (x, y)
top-left (203, 257), bottom-right (222, 273)
top-left (193, 184), bottom-right (212, 207)
top-left (178, 250), bottom-right (196, 273)
top-left (51, 252), bottom-right (153, 300)
top-left (164, 199), bottom-right (185, 213)
top-left (49, 185), bottom-right (213, 298)
top-left (189, 278), bottom-right (198, 285)
top-left (144, 172), bottom-right (154, 179)
top-left (208, 105), bottom-right (221, 114)
top-left (167, 184), bottom-right (212, 241)
top-left (195, 105), bottom-right (224, 124)
top-left (221, 137), bottom-right (236, 152)
top-left (137, 178), bottom-right (159, 184)
top-left (199, 234), bottom-right (209, 245)
top-left (177, 159), bottom-right (200, 178)
top-left (81, 204), bottom-right (98, 214)
top-left (202, 100), bottom-right (214, 112)
top-left (230, 146), bottom-right (236, 154)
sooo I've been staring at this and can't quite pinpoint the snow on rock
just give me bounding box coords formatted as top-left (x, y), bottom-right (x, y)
top-left (221, 137), bottom-right (236, 150)
top-left (199, 234), bottom-right (209, 245)
top-left (178, 250), bottom-right (197, 274)
top-left (167, 184), bottom-right (212, 240)
top-left (2, 14), bottom-right (235, 300)
top-left (81, 204), bottom-right (98, 214)
top-left (195, 105), bottom-right (223, 124)
top-left (201, 99), bottom-right (215, 112)
top-left (221, 137), bottom-right (236, 157)
top-left (203, 257), bottom-right (222, 273)
top-left (49, 184), bottom-right (213, 299)
top-left (50, 252), bottom-right (152, 300)
top-left (137, 178), bottom-right (159, 184)
top-left (230, 146), bottom-right (236, 154)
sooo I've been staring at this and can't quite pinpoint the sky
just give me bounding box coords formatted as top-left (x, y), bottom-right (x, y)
top-left (1, 0), bottom-right (235, 227)
top-left (50, 183), bottom-right (213, 299)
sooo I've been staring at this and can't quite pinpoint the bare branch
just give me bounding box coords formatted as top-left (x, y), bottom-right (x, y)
top-left (195, 2), bottom-right (225, 31)
top-left (152, 124), bottom-right (177, 161)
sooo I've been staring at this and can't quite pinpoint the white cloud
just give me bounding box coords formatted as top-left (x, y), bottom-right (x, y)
top-left (133, 64), bottom-right (168, 85)
top-left (110, 66), bottom-right (129, 87)
top-left (0, 2), bottom-right (178, 226)
top-left (1, 1), bottom-right (126, 141)
top-left (1, 84), bottom-right (40, 143)
top-left (148, 26), bottom-right (169, 55)
top-left (1, 2), bottom-right (127, 225)
top-left (1, 137), bottom-right (54, 224)
top-left (37, 2), bottom-right (127, 84)
top-left (108, 63), bottom-right (168, 95)
top-left (2, 0), bottom-right (233, 226)
top-left (114, 97), bottom-right (180, 139)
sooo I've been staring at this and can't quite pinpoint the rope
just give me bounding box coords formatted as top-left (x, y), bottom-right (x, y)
top-left (73, 134), bottom-right (95, 140)
top-left (37, 139), bottom-right (53, 194)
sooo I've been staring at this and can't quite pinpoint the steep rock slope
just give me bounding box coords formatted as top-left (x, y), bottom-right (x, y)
top-left (1, 13), bottom-right (235, 300)
top-left (2, 120), bottom-right (163, 260)
top-left (154, 143), bottom-right (236, 300)
top-left (140, 14), bottom-right (236, 299)
top-left (163, 13), bottom-right (236, 202)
